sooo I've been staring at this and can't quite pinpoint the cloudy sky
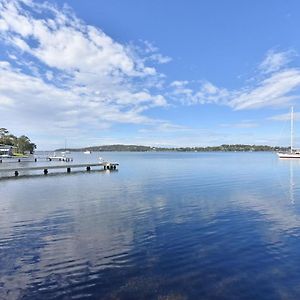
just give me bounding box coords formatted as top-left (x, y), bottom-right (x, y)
top-left (1, 0), bottom-right (300, 149)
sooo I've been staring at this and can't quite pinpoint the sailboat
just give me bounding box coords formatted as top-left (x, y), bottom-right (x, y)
top-left (61, 138), bottom-right (70, 154)
top-left (277, 106), bottom-right (300, 158)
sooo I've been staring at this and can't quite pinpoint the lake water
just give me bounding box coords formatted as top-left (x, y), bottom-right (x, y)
top-left (1, 152), bottom-right (300, 299)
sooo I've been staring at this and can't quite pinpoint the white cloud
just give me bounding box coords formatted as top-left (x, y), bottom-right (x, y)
top-left (269, 112), bottom-right (300, 121)
top-left (170, 80), bottom-right (189, 88)
top-left (0, 1), bottom-right (154, 79)
top-left (220, 121), bottom-right (258, 128)
top-left (139, 122), bottom-right (190, 134)
top-left (148, 53), bottom-right (172, 64)
top-left (1, 0), bottom-right (299, 149)
top-left (170, 51), bottom-right (300, 110)
top-left (259, 49), bottom-right (295, 74)
top-left (229, 69), bottom-right (300, 110)
top-left (169, 80), bottom-right (229, 105)
top-left (0, 0), bottom-right (169, 145)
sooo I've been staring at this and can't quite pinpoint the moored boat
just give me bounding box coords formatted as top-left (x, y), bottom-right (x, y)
top-left (277, 106), bottom-right (300, 158)
top-left (48, 152), bottom-right (73, 162)
top-left (277, 152), bottom-right (300, 158)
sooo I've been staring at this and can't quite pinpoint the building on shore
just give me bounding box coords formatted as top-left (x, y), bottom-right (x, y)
top-left (0, 144), bottom-right (15, 156)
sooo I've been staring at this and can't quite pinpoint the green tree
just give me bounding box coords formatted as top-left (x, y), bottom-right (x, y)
top-left (15, 135), bottom-right (36, 154)
top-left (1, 129), bottom-right (36, 154)
top-left (0, 128), bottom-right (16, 146)
top-left (0, 128), bottom-right (9, 137)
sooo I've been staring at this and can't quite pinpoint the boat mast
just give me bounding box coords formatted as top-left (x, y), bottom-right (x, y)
top-left (291, 106), bottom-right (294, 153)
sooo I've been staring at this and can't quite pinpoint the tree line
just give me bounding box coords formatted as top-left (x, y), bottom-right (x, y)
top-left (56, 144), bottom-right (289, 152)
top-left (0, 128), bottom-right (36, 154)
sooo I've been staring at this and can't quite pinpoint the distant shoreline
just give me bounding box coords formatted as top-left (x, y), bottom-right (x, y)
top-left (55, 144), bottom-right (289, 153)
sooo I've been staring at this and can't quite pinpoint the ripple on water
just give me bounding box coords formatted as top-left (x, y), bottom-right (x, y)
top-left (1, 152), bottom-right (300, 299)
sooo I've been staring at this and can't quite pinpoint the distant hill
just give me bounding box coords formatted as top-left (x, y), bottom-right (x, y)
top-left (56, 144), bottom-right (289, 152)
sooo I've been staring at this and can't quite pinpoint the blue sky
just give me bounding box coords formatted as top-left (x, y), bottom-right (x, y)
top-left (1, 0), bottom-right (300, 149)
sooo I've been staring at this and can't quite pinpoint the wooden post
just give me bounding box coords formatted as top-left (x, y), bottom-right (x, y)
top-left (44, 169), bottom-right (48, 175)
top-left (14, 171), bottom-right (19, 176)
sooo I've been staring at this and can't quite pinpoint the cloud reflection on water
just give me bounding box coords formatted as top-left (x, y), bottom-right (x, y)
top-left (1, 152), bottom-right (300, 299)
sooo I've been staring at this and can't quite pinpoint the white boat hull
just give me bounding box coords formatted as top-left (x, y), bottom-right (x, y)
top-left (277, 152), bottom-right (300, 159)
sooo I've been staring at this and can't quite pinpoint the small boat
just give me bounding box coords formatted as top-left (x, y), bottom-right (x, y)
top-left (48, 152), bottom-right (73, 162)
top-left (84, 150), bottom-right (91, 154)
top-left (61, 150), bottom-right (70, 154)
top-left (60, 139), bottom-right (70, 155)
top-left (277, 106), bottom-right (300, 158)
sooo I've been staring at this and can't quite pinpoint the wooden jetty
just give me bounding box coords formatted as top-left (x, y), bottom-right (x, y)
top-left (0, 156), bottom-right (69, 163)
top-left (0, 158), bottom-right (39, 163)
top-left (0, 162), bottom-right (119, 177)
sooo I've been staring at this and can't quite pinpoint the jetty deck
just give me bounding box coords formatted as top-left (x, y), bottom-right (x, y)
top-left (0, 162), bottom-right (119, 177)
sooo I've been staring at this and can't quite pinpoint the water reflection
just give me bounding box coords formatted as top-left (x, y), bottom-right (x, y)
top-left (277, 158), bottom-right (300, 205)
top-left (1, 152), bottom-right (300, 299)
top-left (290, 160), bottom-right (295, 204)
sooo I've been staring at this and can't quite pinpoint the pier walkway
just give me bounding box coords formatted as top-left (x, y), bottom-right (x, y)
top-left (0, 162), bottom-right (119, 177)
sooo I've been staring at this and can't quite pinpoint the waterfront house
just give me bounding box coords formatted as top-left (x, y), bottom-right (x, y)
top-left (0, 144), bottom-right (14, 156)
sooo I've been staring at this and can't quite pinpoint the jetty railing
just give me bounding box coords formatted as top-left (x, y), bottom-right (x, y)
top-left (0, 157), bottom-right (73, 163)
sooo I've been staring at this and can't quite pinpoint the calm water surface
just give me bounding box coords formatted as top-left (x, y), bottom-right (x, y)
top-left (1, 152), bottom-right (300, 299)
